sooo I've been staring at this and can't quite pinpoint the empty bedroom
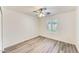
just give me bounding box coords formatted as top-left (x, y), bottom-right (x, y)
top-left (0, 6), bottom-right (79, 53)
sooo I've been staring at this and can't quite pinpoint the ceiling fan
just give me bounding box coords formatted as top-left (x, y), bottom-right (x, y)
top-left (33, 8), bottom-right (51, 18)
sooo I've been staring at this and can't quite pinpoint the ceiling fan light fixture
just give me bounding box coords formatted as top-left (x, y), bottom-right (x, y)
top-left (38, 13), bottom-right (45, 17)
top-left (34, 8), bottom-right (50, 18)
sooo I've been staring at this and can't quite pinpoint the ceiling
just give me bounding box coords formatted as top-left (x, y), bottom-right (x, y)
top-left (4, 6), bottom-right (76, 16)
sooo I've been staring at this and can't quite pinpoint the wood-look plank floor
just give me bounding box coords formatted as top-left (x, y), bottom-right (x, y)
top-left (4, 36), bottom-right (78, 53)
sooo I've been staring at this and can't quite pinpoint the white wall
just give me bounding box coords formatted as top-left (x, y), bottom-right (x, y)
top-left (2, 7), bottom-right (38, 48)
top-left (76, 7), bottom-right (79, 51)
top-left (40, 10), bottom-right (76, 44)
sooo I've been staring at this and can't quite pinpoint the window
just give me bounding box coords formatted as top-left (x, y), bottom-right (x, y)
top-left (48, 19), bottom-right (58, 32)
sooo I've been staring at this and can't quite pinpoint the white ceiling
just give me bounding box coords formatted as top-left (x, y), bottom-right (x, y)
top-left (4, 6), bottom-right (76, 16)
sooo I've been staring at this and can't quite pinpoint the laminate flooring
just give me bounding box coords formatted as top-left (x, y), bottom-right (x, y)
top-left (4, 36), bottom-right (78, 53)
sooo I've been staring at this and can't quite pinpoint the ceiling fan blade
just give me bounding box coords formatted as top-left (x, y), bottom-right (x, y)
top-left (47, 12), bottom-right (51, 14)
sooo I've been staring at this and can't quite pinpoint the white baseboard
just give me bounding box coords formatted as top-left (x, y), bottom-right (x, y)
top-left (40, 34), bottom-right (75, 45)
top-left (4, 35), bottom-right (39, 49)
